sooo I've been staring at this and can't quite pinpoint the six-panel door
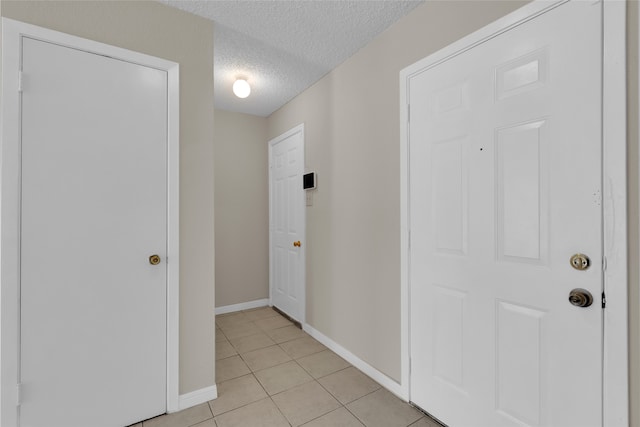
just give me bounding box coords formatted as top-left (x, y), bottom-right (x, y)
top-left (409, 2), bottom-right (603, 426)
top-left (270, 128), bottom-right (305, 322)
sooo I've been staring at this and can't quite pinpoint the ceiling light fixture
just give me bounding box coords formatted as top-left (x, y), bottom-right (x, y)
top-left (232, 79), bottom-right (251, 98)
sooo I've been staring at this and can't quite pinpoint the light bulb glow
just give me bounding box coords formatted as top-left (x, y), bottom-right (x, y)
top-left (233, 79), bottom-right (251, 98)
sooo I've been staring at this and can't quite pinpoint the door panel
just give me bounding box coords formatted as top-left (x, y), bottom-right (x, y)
top-left (270, 128), bottom-right (304, 321)
top-left (496, 121), bottom-right (548, 263)
top-left (20, 37), bottom-right (167, 427)
top-left (409, 2), bottom-right (602, 426)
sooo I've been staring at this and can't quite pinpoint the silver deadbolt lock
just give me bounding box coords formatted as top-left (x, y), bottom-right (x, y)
top-left (570, 253), bottom-right (590, 271)
top-left (568, 288), bottom-right (593, 308)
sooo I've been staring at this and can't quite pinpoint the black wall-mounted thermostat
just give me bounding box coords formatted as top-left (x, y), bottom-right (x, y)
top-left (303, 172), bottom-right (317, 190)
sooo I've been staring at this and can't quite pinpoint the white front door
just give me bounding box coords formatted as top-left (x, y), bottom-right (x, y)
top-left (269, 125), bottom-right (305, 322)
top-left (408, 2), bottom-right (602, 426)
top-left (20, 37), bottom-right (167, 426)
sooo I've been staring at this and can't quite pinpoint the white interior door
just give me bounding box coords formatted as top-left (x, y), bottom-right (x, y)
top-left (20, 37), bottom-right (167, 427)
top-left (269, 125), bottom-right (305, 322)
top-left (409, 2), bottom-right (603, 426)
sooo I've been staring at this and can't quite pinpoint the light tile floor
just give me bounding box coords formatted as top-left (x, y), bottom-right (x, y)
top-left (135, 307), bottom-right (443, 427)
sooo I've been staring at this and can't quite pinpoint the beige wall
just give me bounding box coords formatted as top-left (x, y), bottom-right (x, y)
top-left (214, 109), bottom-right (269, 307)
top-left (268, 0), bottom-right (528, 382)
top-left (1, 0), bottom-right (216, 394)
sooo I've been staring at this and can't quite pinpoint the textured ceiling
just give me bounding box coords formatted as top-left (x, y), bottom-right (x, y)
top-left (161, 0), bottom-right (424, 117)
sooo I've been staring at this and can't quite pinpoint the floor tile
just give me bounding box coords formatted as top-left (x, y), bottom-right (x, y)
top-left (297, 350), bottom-right (350, 379)
top-left (257, 315), bottom-right (293, 330)
top-left (216, 340), bottom-right (238, 360)
top-left (219, 321), bottom-right (262, 340)
top-left (216, 312), bottom-right (252, 329)
top-left (279, 336), bottom-right (326, 359)
top-left (216, 355), bottom-right (251, 383)
top-left (409, 417), bottom-right (442, 427)
top-left (301, 407), bottom-right (364, 427)
top-left (209, 374), bottom-right (268, 416)
top-left (215, 331), bottom-right (228, 343)
top-left (214, 397), bottom-right (289, 427)
top-left (272, 381), bottom-right (341, 426)
top-left (254, 360), bottom-right (313, 395)
top-left (211, 311), bottom-right (427, 427)
top-left (229, 332), bottom-right (275, 354)
top-left (265, 325), bottom-right (307, 343)
top-left (242, 345), bottom-right (292, 371)
top-left (142, 403), bottom-right (212, 427)
top-left (318, 366), bottom-right (380, 404)
top-left (346, 389), bottom-right (422, 427)
top-left (242, 307), bottom-right (280, 321)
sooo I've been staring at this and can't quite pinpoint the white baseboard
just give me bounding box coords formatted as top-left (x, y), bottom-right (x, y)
top-left (303, 323), bottom-right (407, 401)
top-left (177, 385), bottom-right (218, 412)
top-left (215, 299), bottom-right (270, 315)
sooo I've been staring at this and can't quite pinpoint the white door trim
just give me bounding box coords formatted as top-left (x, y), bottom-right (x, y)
top-left (268, 123), bottom-right (306, 324)
top-left (399, 1), bottom-right (628, 425)
top-left (0, 18), bottom-right (180, 425)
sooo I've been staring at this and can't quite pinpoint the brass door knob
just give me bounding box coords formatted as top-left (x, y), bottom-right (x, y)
top-left (149, 254), bottom-right (161, 265)
top-left (569, 288), bottom-right (593, 307)
top-left (293, 241), bottom-right (301, 247)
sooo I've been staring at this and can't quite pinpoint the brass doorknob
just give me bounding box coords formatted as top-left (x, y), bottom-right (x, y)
top-left (293, 241), bottom-right (301, 247)
top-left (149, 254), bottom-right (161, 265)
top-left (569, 288), bottom-right (593, 308)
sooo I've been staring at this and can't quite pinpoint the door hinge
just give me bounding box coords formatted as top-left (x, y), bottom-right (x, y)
top-left (16, 383), bottom-right (22, 406)
top-left (18, 71), bottom-right (23, 92)
top-left (602, 292), bottom-right (606, 309)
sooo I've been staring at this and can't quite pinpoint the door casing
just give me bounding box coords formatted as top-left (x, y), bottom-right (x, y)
top-left (0, 18), bottom-right (180, 426)
top-left (399, 1), bottom-right (628, 425)
top-left (268, 123), bottom-right (306, 324)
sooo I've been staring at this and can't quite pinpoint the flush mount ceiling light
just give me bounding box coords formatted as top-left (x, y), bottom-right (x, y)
top-left (232, 79), bottom-right (251, 98)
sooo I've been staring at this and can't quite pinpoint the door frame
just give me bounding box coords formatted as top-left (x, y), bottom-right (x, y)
top-left (399, 1), bottom-right (628, 425)
top-left (0, 18), bottom-right (180, 425)
top-left (268, 124), bottom-right (306, 324)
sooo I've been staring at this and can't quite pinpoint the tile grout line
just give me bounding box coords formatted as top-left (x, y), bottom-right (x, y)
top-left (268, 394), bottom-right (294, 427)
top-left (209, 373), bottom-right (265, 419)
top-left (309, 371), bottom-right (364, 426)
top-left (188, 402), bottom-right (214, 427)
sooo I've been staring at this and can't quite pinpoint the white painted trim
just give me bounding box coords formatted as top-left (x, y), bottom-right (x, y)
top-left (400, 1), bottom-right (567, 83)
top-left (0, 18), bottom-right (22, 427)
top-left (303, 323), bottom-right (405, 400)
top-left (176, 385), bottom-right (218, 412)
top-left (602, 1), bottom-right (628, 425)
top-left (0, 18), bottom-right (181, 425)
top-left (165, 39), bottom-right (181, 416)
top-left (399, 0), bottom-right (628, 423)
top-left (215, 299), bottom-right (270, 315)
top-left (268, 124), bottom-right (306, 325)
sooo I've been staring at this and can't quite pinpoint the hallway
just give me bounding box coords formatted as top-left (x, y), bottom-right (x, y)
top-left (138, 307), bottom-right (441, 427)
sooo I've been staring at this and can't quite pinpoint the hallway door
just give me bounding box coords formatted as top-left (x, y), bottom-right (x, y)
top-left (269, 125), bottom-right (306, 322)
top-left (19, 36), bottom-right (168, 427)
top-left (408, 2), bottom-right (603, 426)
